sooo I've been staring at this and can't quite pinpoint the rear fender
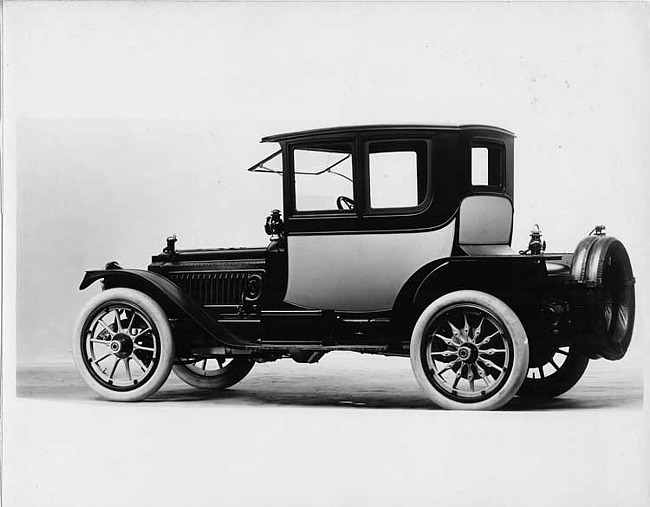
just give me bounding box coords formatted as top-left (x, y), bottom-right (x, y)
top-left (80, 269), bottom-right (252, 349)
top-left (391, 257), bottom-right (547, 339)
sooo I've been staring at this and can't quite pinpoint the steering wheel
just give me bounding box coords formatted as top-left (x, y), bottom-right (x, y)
top-left (336, 195), bottom-right (355, 210)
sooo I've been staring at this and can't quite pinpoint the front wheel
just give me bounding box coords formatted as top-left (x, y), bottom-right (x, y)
top-left (410, 290), bottom-right (529, 410)
top-left (72, 288), bottom-right (175, 401)
top-left (173, 357), bottom-right (254, 390)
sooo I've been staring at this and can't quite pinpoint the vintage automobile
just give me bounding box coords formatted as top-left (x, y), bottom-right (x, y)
top-left (72, 124), bottom-right (635, 409)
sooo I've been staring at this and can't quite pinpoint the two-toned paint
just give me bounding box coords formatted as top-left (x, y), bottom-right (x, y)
top-left (284, 219), bottom-right (456, 312)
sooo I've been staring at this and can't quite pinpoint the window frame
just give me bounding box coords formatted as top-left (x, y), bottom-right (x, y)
top-left (470, 137), bottom-right (506, 191)
top-left (286, 139), bottom-right (359, 217)
top-left (362, 138), bottom-right (434, 216)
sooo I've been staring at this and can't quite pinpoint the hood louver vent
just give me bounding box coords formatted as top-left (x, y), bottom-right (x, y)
top-left (168, 271), bottom-right (258, 306)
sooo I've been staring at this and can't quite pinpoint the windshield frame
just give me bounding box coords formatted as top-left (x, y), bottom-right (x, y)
top-left (247, 148), bottom-right (353, 183)
top-left (247, 149), bottom-right (282, 173)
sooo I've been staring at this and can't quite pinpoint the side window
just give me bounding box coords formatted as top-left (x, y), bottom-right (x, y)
top-left (367, 140), bottom-right (428, 210)
top-left (471, 147), bottom-right (489, 185)
top-left (471, 142), bottom-right (504, 187)
top-left (293, 143), bottom-right (354, 212)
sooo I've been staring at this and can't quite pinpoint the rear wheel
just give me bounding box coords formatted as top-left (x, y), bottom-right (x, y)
top-left (173, 357), bottom-right (254, 390)
top-left (410, 290), bottom-right (529, 410)
top-left (519, 345), bottom-right (589, 399)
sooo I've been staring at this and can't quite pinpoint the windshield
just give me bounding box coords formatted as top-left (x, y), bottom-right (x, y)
top-left (247, 148), bottom-right (351, 181)
top-left (247, 149), bottom-right (282, 174)
top-left (248, 146), bottom-right (355, 212)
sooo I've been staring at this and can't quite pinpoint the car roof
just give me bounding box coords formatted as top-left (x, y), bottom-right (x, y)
top-left (261, 124), bottom-right (515, 143)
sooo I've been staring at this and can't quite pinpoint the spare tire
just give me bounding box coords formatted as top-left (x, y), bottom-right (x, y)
top-left (570, 235), bottom-right (599, 282)
top-left (571, 236), bottom-right (635, 360)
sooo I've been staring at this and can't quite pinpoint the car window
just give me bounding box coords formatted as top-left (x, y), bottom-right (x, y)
top-left (367, 140), bottom-right (428, 210)
top-left (471, 147), bottom-right (489, 185)
top-left (471, 142), bottom-right (504, 188)
top-left (293, 144), bottom-right (354, 212)
top-left (369, 151), bottom-right (418, 208)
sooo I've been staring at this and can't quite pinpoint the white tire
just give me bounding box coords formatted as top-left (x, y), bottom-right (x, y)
top-left (410, 290), bottom-right (529, 410)
top-left (72, 288), bottom-right (175, 401)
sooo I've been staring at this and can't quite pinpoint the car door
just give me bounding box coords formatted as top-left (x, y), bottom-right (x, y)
top-left (282, 135), bottom-right (455, 312)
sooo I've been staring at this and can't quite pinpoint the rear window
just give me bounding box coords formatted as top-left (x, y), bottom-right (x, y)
top-left (471, 141), bottom-right (504, 188)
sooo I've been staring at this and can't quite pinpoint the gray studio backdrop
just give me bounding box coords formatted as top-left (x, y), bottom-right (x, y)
top-left (12, 2), bottom-right (648, 370)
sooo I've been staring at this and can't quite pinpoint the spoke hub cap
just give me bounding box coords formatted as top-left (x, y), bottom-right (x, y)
top-left (110, 334), bottom-right (134, 358)
top-left (458, 344), bottom-right (478, 364)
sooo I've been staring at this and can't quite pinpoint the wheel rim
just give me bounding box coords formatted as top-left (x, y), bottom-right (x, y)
top-left (526, 345), bottom-right (570, 380)
top-left (421, 303), bottom-right (513, 402)
top-left (183, 357), bottom-right (239, 377)
top-left (81, 302), bottom-right (161, 391)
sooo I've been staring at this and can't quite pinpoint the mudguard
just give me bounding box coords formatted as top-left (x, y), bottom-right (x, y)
top-left (79, 269), bottom-right (254, 349)
top-left (391, 255), bottom-right (548, 340)
top-left (403, 256), bottom-right (546, 305)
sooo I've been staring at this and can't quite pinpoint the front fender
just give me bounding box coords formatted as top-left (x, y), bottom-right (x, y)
top-left (80, 269), bottom-right (253, 349)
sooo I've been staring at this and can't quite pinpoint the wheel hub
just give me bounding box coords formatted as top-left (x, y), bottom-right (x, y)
top-left (424, 304), bottom-right (512, 402)
top-left (110, 334), bottom-right (134, 358)
top-left (458, 344), bottom-right (479, 364)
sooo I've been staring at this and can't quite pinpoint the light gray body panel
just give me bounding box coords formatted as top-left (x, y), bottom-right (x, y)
top-left (458, 195), bottom-right (513, 245)
top-left (284, 221), bottom-right (456, 312)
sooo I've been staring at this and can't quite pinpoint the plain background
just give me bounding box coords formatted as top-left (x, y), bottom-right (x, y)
top-left (6, 1), bottom-right (649, 366)
top-left (2, 2), bottom-right (649, 506)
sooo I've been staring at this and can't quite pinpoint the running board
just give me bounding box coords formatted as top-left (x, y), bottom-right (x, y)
top-left (190, 344), bottom-right (390, 355)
